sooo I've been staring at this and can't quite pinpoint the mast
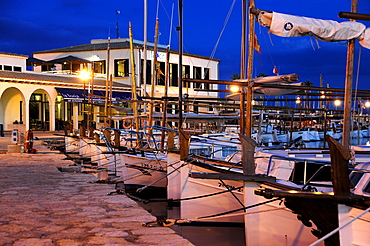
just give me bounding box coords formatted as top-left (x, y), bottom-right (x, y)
top-left (129, 22), bottom-right (139, 132)
top-left (105, 37), bottom-right (110, 127)
top-left (148, 18), bottom-right (159, 130)
top-left (239, 0), bottom-right (247, 135)
top-left (116, 10), bottom-right (120, 39)
top-left (178, 0), bottom-right (183, 130)
top-left (245, 0), bottom-right (255, 137)
top-left (342, 0), bottom-right (358, 149)
top-left (161, 4), bottom-right (174, 149)
top-left (143, 0), bottom-right (148, 122)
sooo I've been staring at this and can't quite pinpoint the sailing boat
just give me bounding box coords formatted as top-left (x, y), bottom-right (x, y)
top-left (251, 6), bottom-right (370, 246)
top-left (164, 1), bottom-right (335, 245)
top-left (165, 1), bottom-right (369, 245)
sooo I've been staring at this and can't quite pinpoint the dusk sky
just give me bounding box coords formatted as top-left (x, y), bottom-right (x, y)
top-left (1, 0), bottom-right (370, 89)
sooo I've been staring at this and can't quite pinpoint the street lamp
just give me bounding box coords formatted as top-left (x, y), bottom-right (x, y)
top-left (79, 69), bottom-right (91, 134)
top-left (295, 96), bottom-right (301, 105)
top-left (230, 85), bottom-right (239, 93)
top-left (79, 69), bottom-right (90, 81)
top-left (334, 99), bottom-right (341, 110)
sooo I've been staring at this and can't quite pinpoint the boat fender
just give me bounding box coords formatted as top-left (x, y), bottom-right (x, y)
top-left (142, 219), bottom-right (191, 227)
top-left (306, 120), bottom-right (314, 127)
top-left (122, 119), bottom-right (133, 129)
top-left (24, 129), bottom-right (34, 153)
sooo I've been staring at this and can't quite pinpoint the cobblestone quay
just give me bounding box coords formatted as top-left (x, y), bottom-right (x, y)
top-left (0, 135), bottom-right (193, 246)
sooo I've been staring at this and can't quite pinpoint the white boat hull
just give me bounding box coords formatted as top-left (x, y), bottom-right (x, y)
top-left (168, 157), bottom-right (322, 245)
top-left (118, 153), bottom-right (167, 188)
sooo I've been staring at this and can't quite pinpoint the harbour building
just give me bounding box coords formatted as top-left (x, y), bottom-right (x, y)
top-left (0, 39), bottom-right (220, 132)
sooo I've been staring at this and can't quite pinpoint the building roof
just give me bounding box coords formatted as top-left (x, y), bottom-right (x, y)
top-left (33, 39), bottom-right (220, 62)
top-left (47, 55), bottom-right (91, 64)
top-left (0, 51), bottom-right (28, 58)
top-left (0, 70), bottom-right (131, 90)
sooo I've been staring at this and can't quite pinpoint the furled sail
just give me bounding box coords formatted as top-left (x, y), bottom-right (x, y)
top-left (257, 11), bottom-right (370, 49)
top-left (227, 74), bottom-right (301, 100)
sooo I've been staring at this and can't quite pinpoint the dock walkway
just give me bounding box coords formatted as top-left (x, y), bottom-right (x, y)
top-left (0, 132), bottom-right (193, 246)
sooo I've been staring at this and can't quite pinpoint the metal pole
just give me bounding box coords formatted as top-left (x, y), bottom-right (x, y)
top-left (143, 0), bottom-right (148, 121)
top-left (116, 10), bottom-right (120, 39)
top-left (105, 37), bottom-right (110, 127)
top-left (178, 0), bottom-right (183, 130)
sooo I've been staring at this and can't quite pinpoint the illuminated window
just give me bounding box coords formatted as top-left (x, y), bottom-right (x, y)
top-left (114, 59), bottom-right (129, 77)
top-left (193, 66), bottom-right (202, 88)
top-left (170, 63), bottom-right (178, 87)
top-left (93, 60), bottom-right (106, 74)
top-left (204, 68), bottom-right (210, 90)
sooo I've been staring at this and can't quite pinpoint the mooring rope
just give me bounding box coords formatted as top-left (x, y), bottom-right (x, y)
top-left (142, 198), bottom-right (283, 227)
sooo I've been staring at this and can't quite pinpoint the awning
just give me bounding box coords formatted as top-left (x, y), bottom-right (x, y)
top-left (26, 57), bottom-right (52, 65)
top-left (48, 55), bottom-right (91, 64)
top-left (56, 88), bottom-right (140, 104)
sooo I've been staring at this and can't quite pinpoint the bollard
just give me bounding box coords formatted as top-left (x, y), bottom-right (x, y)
top-left (0, 124), bottom-right (4, 137)
top-left (11, 129), bottom-right (18, 144)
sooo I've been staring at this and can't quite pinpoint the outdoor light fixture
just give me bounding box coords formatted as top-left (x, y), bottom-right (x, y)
top-left (334, 99), bottom-right (341, 107)
top-left (230, 85), bottom-right (239, 93)
top-left (56, 95), bottom-right (63, 102)
top-left (79, 70), bottom-right (90, 80)
top-left (90, 55), bottom-right (100, 62)
top-left (295, 97), bottom-right (301, 104)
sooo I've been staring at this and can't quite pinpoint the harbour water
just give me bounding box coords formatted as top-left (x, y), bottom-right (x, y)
top-left (135, 137), bottom-right (370, 246)
top-left (136, 195), bottom-right (246, 246)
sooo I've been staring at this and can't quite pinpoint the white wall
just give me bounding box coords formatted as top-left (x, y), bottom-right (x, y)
top-left (0, 53), bottom-right (27, 71)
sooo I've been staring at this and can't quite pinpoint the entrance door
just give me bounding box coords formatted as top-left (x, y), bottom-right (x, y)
top-left (29, 92), bottom-right (49, 131)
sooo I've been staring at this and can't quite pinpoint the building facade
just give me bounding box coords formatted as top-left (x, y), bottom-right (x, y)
top-left (0, 39), bottom-right (220, 132)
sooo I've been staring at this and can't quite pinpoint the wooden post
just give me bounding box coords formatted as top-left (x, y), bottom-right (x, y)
top-left (179, 129), bottom-right (190, 161)
top-left (113, 129), bottom-right (120, 147)
top-left (161, 46), bottom-right (171, 149)
top-left (245, 0), bottom-right (255, 138)
top-left (148, 18), bottom-right (159, 131)
top-left (342, 0), bottom-right (358, 149)
top-left (239, 134), bottom-right (256, 175)
top-left (325, 135), bottom-right (351, 196)
top-left (129, 22), bottom-right (139, 132)
top-left (167, 131), bottom-right (175, 150)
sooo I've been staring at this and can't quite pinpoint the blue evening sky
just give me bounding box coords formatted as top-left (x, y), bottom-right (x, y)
top-left (1, 0), bottom-right (369, 89)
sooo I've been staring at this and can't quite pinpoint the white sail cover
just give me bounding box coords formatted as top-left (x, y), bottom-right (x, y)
top-left (257, 11), bottom-right (370, 49)
top-left (227, 74), bottom-right (301, 100)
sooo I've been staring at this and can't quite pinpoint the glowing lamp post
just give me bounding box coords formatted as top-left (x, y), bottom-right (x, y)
top-left (230, 85), bottom-right (239, 93)
top-left (295, 97), bottom-right (301, 105)
top-left (79, 69), bottom-right (91, 134)
top-left (334, 99), bottom-right (341, 111)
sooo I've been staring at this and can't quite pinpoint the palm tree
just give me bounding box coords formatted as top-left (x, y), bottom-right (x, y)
top-left (231, 73), bottom-right (240, 80)
top-left (302, 80), bottom-right (313, 109)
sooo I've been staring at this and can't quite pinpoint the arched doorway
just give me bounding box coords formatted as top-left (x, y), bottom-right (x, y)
top-left (29, 90), bottom-right (50, 131)
top-left (1, 87), bottom-right (25, 131)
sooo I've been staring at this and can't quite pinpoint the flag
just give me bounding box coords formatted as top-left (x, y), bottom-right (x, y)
top-left (254, 34), bottom-right (262, 54)
top-left (273, 66), bottom-right (278, 74)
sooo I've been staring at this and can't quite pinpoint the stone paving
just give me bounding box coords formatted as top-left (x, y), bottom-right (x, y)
top-left (0, 134), bottom-right (194, 246)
